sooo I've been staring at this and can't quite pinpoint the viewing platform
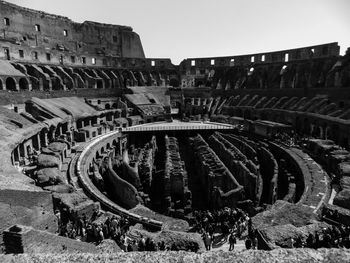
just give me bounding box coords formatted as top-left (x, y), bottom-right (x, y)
top-left (122, 120), bottom-right (237, 133)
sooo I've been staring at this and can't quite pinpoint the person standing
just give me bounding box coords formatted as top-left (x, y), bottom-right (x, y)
top-left (204, 232), bottom-right (212, 251)
top-left (229, 231), bottom-right (236, 251)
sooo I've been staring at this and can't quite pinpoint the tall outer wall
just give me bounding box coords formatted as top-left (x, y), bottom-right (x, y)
top-left (0, 0), bottom-right (145, 60)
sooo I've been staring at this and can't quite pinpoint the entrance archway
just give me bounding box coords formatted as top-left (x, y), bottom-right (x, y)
top-left (6, 77), bottom-right (17, 91)
top-left (19, 78), bottom-right (29, 90)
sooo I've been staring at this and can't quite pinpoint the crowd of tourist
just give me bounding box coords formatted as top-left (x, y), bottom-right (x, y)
top-left (272, 131), bottom-right (304, 147)
top-left (55, 209), bottom-right (195, 252)
top-left (288, 224), bottom-right (350, 249)
top-left (192, 207), bottom-right (258, 251)
top-left (56, 210), bottom-right (131, 245)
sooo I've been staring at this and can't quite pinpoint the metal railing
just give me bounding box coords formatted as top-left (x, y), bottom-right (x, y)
top-left (123, 123), bottom-right (237, 132)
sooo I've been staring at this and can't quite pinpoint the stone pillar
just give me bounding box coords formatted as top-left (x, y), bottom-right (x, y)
top-left (39, 79), bottom-right (44, 91)
top-left (310, 124), bottom-right (314, 136)
top-left (49, 79), bottom-right (53, 91)
top-left (58, 126), bottom-right (63, 137)
top-left (320, 127), bottom-right (324, 139)
top-left (33, 133), bottom-right (41, 151)
top-left (42, 132), bottom-right (48, 147)
top-left (13, 146), bottom-right (20, 163)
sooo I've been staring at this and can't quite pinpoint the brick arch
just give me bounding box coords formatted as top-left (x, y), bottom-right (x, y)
top-left (5, 77), bottom-right (17, 91)
top-left (100, 146), bottom-right (105, 155)
top-left (19, 77), bottom-right (30, 90)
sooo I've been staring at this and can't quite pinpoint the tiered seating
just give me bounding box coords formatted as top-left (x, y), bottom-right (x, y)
top-left (306, 139), bottom-right (350, 212)
top-left (2, 60), bottom-right (175, 92)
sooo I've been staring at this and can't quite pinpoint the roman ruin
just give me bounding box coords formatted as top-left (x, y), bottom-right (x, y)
top-left (0, 0), bottom-right (350, 262)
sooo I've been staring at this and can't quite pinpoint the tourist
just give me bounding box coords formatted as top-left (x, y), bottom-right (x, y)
top-left (158, 241), bottom-right (166, 250)
top-left (245, 238), bottom-right (252, 249)
top-left (138, 235), bottom-right (146, 251)
top-left (229, 231), bottom-right (236, 251)
top-left (203, 232), bottom-right (212, 251)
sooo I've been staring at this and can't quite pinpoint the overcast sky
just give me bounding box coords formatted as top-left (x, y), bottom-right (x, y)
top-left (6, 0), bottom-right (350, 64)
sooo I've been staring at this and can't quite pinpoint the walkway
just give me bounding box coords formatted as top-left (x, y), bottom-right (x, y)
top-left (123, 120), bottom-right (237, 132)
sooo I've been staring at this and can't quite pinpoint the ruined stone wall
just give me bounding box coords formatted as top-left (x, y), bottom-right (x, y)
top-left (138, 146), bottom-right (154, 194)
top-left (0, 0), bottom-right (145, 65)
top-left (122, 158), bottom-right (142, 191)
top-left (0, 189), bottom-right (57, 250)
top-left (181, 43), bottom-right (339, 70)
top-left (164, 136), bottom-right (191, 212)
top-left (190, 134), bottom-right (244, 207)
top-left (257, 147), bottom-right (279, 204)
top-left (106, 154), bottom-right (140, 209)
top-left (180, 42), bottom-right (342, 88)
top-left (207, 133), bottom-right (258, 202)
top-left (221, 134), bottom-right (258, 164)
top-left (268, 142), bottom-right (306, 203)
top-left (3, 225), bottom-right (98, 254)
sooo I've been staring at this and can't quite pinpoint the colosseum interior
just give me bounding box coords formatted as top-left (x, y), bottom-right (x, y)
top-left (0, 0), bottom-right (350, 262)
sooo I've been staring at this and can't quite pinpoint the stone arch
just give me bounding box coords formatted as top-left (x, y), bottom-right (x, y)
top-left (19, 78), bottom-right (29, 90)
top-left (55, 123), bottom-right (63, 138)
top-left (303, 118), bottom-right (310, 135)
top-left (314, 126), bottom-right (322, 138)
top-left (243, 110), bottom-right (251, 119)
top-left (196, 80), bottom-right (204, 87)
top-left (105, 103), bottom-right (111, 110)
top-left (39, 127), bottom-right (49, 148)
top-left (325, 126), bottom-right (331, 140)
top-left (331, 124), bottom-right (339, 143)
top-left (342, 137), bottom-right (349, 149)
top-left (260, 111), bottom-right (268, 120)
top-left (295, 116), bottom-right (302, 133)
top-left (236, 108), bottom-right (243, 117)
top-left (26, 145), bottom-right (33, 158)
top-left (5, 77), bottom-right (17, 91)
top-left (48, 125), bottom-right (56, 142)
top-left (106, 143), bottom-right (111, 150)
top-left (122, 70), bottom-right (131, 87)
top-left (169, 78), bottom-right (179, 87)
top-left (100, 147), bottom-right (105, 154)
top-left (112, 139), bottom-right (119, 155)
top-left (0, 77), bottom-right (3, 90)
top-left (97, 79), bottom-right (104, 89)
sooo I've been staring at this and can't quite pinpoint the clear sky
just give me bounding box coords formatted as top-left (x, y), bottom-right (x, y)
top-left (6, 0), bottom-right (350, 64)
